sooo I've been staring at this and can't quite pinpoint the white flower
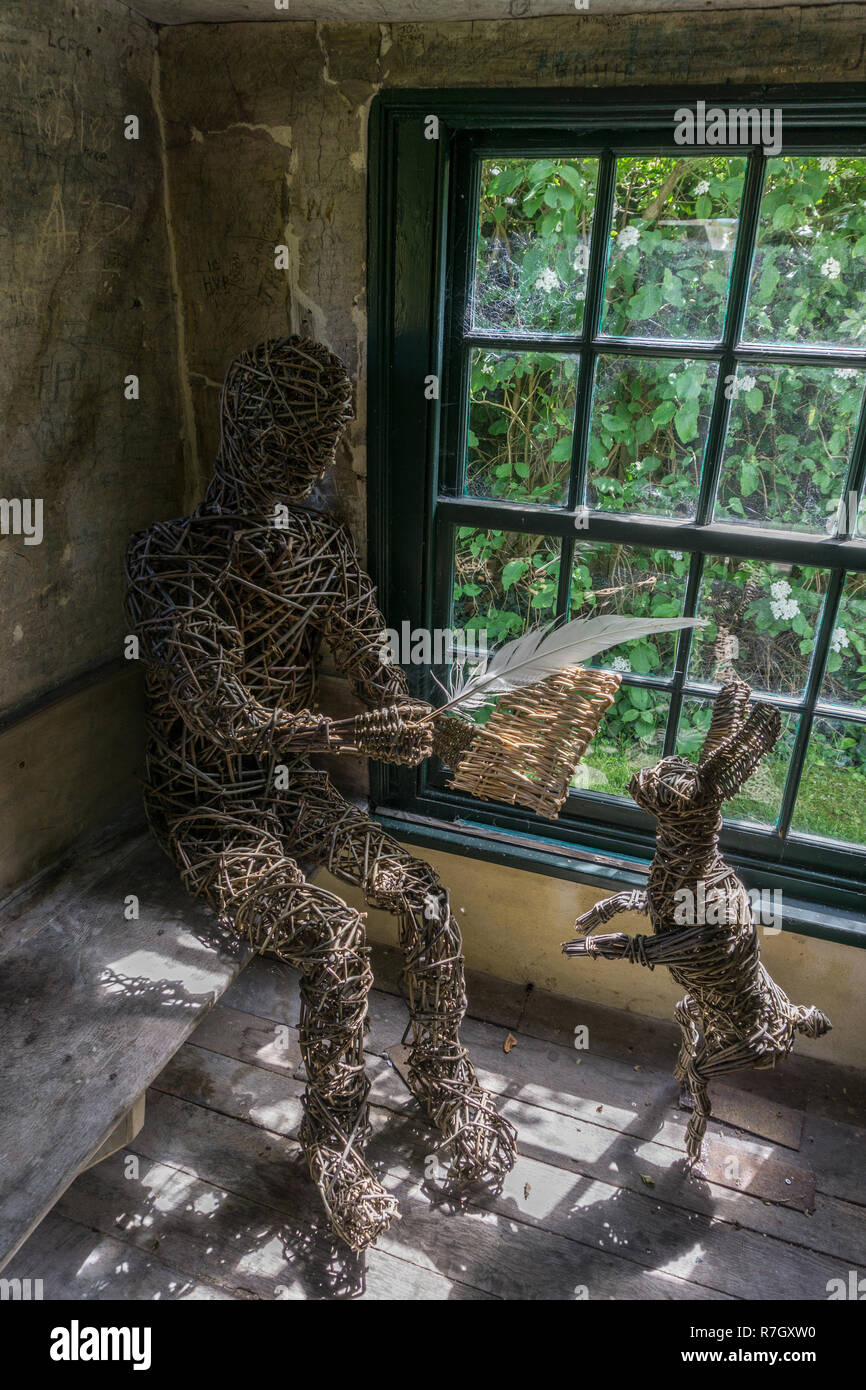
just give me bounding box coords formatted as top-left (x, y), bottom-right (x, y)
top-left (821, 257), bottom-right (842, 280)
top-left (490, 166), bottom-right (501, 176)
top-left (694, 180), bottom-right (710, 196)
top-left (770, 597), bottom-right (801, 621)
top-left (831, 626), bottom-right (850, 654)
top-left (618, 226), bottom-right (640, 250)
top-left (834, 367), bottom-right (859, 380)
top-left (770, 579), bottom-right (792, 600)
top-left (796, 225), bottom-right (813, 237)
top-left (670, 550), bottom-right (684, 561)
top-left (819, 157), bottom-right (837, 172)
top-left (481, 361), bottom-right (494, 375)
top-left (611, 656), bottom-right (632, 672)
top-left (534, 267), bottom-right (560, 293)
top-left (555, 221), bottom-right (563, 233)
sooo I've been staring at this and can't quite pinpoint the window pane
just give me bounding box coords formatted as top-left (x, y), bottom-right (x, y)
top-left (570, 542), bottom-right (690, 676)
top-left (792, 716), bottom-right (866, 847)
top-left (744, 156), bottom-right (866, 347)
top-left (473, 157), bottom-right (599, 334)
top-left (574, 688), bottom-right (671, 800)
top-left (587, 354), bottom-right (717, 518)
top-left (452, 527), bottom-right (563, 644)
top-left (688, 557), bottom-right (828, 698)
top-left (819, 573), bottom-right (866, 711)
top-left (466, 350), bottom-right (578, 505)
top-left (602, 156), bottom-right (746, 340)
top-left (676, 696), bottom-right (796, 829)
top-left (713, 363), bottom-right (865, 532)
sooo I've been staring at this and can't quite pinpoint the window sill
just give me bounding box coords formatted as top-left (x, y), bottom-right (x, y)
top-left (373, 807), bottom-right (866, 950)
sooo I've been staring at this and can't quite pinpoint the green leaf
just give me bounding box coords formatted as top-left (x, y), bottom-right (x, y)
top-left (695, 194), bottom-right (711, 220)
top-left (549, 436), bottom-right (575, 463)
top-left (674, 406), bottom-right (699, 445)
top-left (501, 560), bottom-right (528, 590)
top-left (745, 388), bottom-right (763, 413)
top-left (739, 459), bottom-right (760, 497)
top-left (771, 203), bottom-right (797, 230)
top-left (652, 400), bottom-right (677, 427)
top-left (628, 283), bottom-right (664, 321)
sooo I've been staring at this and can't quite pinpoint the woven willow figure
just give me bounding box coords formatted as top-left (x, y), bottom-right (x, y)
top-left (126, 336), bottom-right (516, 1251)
top-left (563, 681), bottom-right (831, 1168)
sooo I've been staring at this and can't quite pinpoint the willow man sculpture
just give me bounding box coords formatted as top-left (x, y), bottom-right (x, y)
top-left (563, 681), bottom-right (831, 1168)
top-left (126, 337), bottom-right (516, 1250)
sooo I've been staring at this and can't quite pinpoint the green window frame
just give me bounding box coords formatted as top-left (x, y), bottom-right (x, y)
top-left (367, 86), bottom-right (866, 930)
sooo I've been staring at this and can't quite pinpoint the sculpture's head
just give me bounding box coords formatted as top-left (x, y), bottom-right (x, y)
top-left (215, 336), bottom-right (353, 503)
top-left (628, 680), bottom-right (781, 828)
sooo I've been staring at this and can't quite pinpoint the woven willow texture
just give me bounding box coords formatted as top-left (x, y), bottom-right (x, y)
top-left (126, 337), bottom-right (516, 1250)
top-left (444, 667), bottom-right (622, 817)
top-left (563, 680), bottom-right (832, 1167)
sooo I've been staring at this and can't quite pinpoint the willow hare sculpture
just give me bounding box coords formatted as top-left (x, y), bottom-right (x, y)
top-left (563, 681), bottom-right (831, 1168)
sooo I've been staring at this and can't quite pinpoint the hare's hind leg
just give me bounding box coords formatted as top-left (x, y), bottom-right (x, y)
top-left (681, 1046), bottom-right (713, 1169)
top-left (674, 995), bottom-right (702, 1110)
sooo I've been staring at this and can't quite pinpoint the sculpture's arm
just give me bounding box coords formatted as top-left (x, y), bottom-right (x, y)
top-left (570, 889), bottom-right (649, 937)
top-left (314, 522), bottom-right (433, 766)
top-left (563, 922), bottom-right (720, 968)
top-left (318, 521), bottom-right (417, 710)
top-left (127, 545), bottom-right (337, 759)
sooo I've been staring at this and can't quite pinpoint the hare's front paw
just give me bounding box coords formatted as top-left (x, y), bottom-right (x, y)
top-left (572, 906), bottom-right (603, 936)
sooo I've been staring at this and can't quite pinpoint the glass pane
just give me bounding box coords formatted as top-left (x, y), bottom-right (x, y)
top-left (714, 363), bottom-right (865, 532)
top-left (474, 157), bottom-right (599, 334)
top-left (575, 688), bottom-right (671, 800)
top-left (452, 527), bottom-right (563, 646)
top-left (744, 156), bottom-right (866, 347)
top-left (818, 573), bottom-right (866, 712)
top-left (602, 156), bottom-right (746, 340)
top-left (688, 556), bottom-right (829, 699)
top-left (676, 696), bottom-right (796, 829)
top-left (466, 350), bottom-right (578, 505)
top-left (587, 355), bottom-right (717, 518)
top-left (570, 542), bottom-right (690, 677)
top-left (792, 716), bottom-right (866, 847)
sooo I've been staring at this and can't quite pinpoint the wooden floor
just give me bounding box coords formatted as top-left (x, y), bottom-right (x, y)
top-left (9, 944), bottom-right (866, 1301)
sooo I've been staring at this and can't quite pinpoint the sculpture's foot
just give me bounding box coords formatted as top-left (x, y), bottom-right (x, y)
top-left (408, 1053), bottom-right (517, 1185)
top-left (685, 1156), bottom-right (709, 1182)
top-left (300, 1111), bottom-right (398, 1252)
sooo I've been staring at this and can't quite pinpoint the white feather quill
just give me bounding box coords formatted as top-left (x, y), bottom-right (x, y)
top-left (436, 613), bottom-right (706, 715)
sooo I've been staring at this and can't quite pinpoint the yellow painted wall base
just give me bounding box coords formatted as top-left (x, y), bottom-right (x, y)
top-left (319, 842), bottom-right (864, 1072)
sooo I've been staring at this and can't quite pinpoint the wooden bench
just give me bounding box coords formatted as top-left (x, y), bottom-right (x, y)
top-left (0, 829), bottom-right (263, 1271)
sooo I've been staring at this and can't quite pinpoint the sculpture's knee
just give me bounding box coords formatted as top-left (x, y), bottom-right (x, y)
top-left (365, 850), bottom-right (444, 918)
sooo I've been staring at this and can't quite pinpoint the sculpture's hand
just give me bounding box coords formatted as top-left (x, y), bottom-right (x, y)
top-left (351, 703), bottom-right (434, 766)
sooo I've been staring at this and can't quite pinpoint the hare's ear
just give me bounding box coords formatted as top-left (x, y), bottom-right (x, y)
top-left (698, 680), bottom-right (752, 767)
top-left (698, 701), bottom-right (781, 802)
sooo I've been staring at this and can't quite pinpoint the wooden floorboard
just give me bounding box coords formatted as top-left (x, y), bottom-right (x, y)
top-left (7, 949), bottom-right (865, 1300)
